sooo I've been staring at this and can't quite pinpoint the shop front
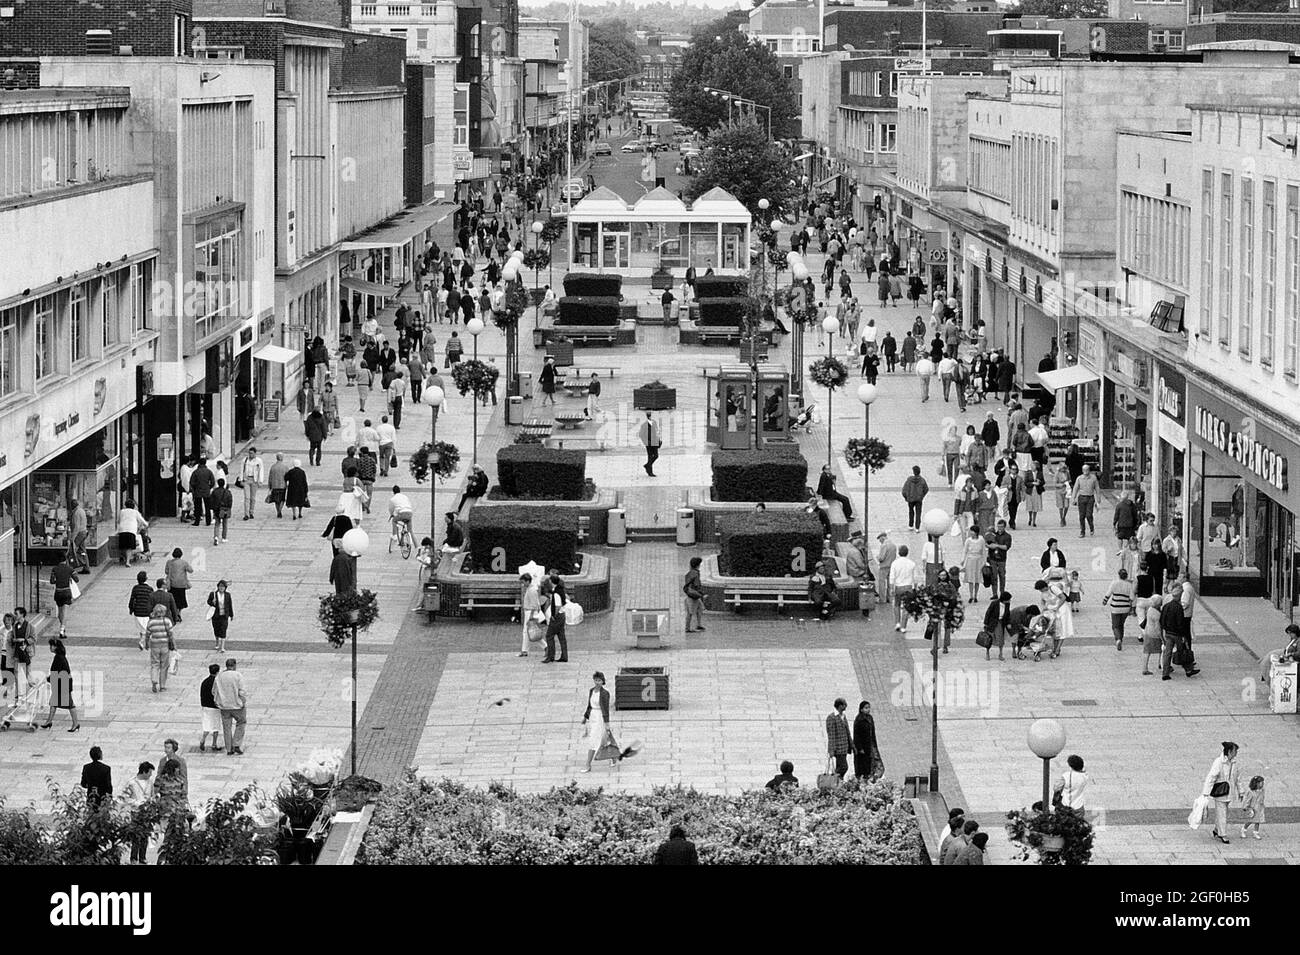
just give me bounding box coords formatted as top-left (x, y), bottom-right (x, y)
top-left (1100, 334), bottom-right (1151, 497)
top-left (1154, 363), bottom-right (1187, 537)
top-left (1187, 382), bottom-right (1299, 614)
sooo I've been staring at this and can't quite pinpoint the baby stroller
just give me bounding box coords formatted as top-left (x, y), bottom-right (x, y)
top-left (963, 373), bottom-right (986, 405)
top-left (2, 681), bottom-right (49, 732)
top-left (792, 402), bottom-right (819, 433)
top-left (1014, 613), bottom-right (1054, 661)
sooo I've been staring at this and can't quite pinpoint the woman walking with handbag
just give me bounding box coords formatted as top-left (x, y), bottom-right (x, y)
top-left (581, 671), bottom-right (614, 773)
top-left (206, 580), bottom-right (234, 653)
top-left (852, 701), bottom-right (884, 781)
top-left (518, 573), bottom-right (542, 657)
top-left (1201, 741), bottom-right (1242, 844)
top-left (143, 604), bottom-right (175, 693)
top-left (981, 591), bottom-right (1010, 661)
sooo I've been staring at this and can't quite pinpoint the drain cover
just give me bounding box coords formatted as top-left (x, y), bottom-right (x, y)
top-left (1061, 699), bottom-right (1098, 706)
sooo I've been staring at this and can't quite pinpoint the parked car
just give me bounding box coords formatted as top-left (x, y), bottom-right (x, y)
top-left (680, 143), bottom-right (701, 158)
top-left (594, 141), bottom-right (612, 156)
top-left (621, 140), bottom-right (645, 153)
top-left (560, 179), bottom-right (587, 200)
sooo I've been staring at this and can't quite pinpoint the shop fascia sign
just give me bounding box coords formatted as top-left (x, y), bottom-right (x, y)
top-left (1194, 406), bottom-right (1288, 493)
top-left (1157, 374), bottom-right (1183, 425)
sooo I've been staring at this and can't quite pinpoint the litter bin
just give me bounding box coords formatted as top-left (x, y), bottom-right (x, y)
top-left (507, 395), bottom-right (524, 425)
top-left (675, 507), bottom-right (695, 546)
top-left (518, 372), bottom-right (533, 399)
top-left (608, 508), bottom-right (627, 547)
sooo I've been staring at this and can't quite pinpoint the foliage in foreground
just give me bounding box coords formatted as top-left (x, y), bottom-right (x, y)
top-left (358, 775), bottom-right (923, 865)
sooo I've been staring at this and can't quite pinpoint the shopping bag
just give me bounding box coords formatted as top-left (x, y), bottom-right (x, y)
top-left (205, 606), bottom-right (216, 622)
top-left (595, 729), bottom-right (622, 762)
top-left (168, 650), bottom-right (182, 676)
top-left (1188, 795), bottom-right (1209, 830)
top-left (975, 630), bottom-right (993, 649)
top-left (817, 757), bottom-right (842, 790)
top-left (69, 581), bottom-right (81, 601)
top-left (562, 601), bottom-right (584, 627)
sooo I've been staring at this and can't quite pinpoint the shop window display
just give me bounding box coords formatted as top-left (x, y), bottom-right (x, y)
top-left (1197, 472), bottom-right (1257, 586)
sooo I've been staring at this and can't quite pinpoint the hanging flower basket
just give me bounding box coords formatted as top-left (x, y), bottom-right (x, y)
top-left (844, 437), bottom-right (892, 473)
top-left (318, 589), bottom-right (380, 649)
top-left (809, 356), bottom-right (850, 390)
top-left (1005, 806), bottom-right (1094, 865)
top-left (900, 585), bottom-right (965, 632)
top-left (408, 440), bottom-right (461, 484)
top-left (493, 281), bottom-right (531, 330)
top-left (451, 359), bottom-right (501, 401)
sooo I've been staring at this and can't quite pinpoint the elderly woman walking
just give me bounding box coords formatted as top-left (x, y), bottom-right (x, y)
top-left (285, 458), bottom-right (311, 520)
top-left (1102, 567), bottom-right (1135, 651)
top-left (142, 603), bottom-right (175, 693)
top-left (1053, 463), bottom-right (1072, 527)
top-left (1138, 593), bottom-right (1164, 675)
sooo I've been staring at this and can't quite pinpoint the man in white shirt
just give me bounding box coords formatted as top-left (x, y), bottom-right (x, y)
top-left (387, 370), bottom-right (408, 429)
top-left (388, 484), bottom-right (414, 541)
top-left (240, 447), bottom-right (264, 521)
top-left (1162, 530), bottom-right (1183, 588)
top-left (1177, 572), bottom-right (1197, 644)
top-left (889, 544), bottom-right (918, 633)
top-left (376, 416), bottom-right (398, 477)
top-left (938, 355), bottom-right (957, 402)
top-left (1136, 512), bottom-right (1159, 555)
top-left (1028, 418), bottom-right (1050, 465)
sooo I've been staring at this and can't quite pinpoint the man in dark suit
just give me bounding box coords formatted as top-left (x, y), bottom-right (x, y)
top-left (80, 746), bottom-right (113, 809)
top-left (652, 825), bottom-right (699, 865)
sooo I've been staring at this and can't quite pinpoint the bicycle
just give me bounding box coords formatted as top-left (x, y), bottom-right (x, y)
top-left (389, 514), bottom-right (414, 559)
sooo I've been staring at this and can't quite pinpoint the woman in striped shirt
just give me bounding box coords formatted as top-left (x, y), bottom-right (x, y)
top-left (1102, 567), bottom-right (1135, 651)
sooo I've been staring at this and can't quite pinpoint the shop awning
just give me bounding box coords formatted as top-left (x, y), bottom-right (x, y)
top-left (815, 173), bottom-right (841, 187)
top-left (793, 151), bottom-right (815, 162)
top-left (339, 202), bottom-right (456, 252)
top-left (253, 344), bottom-right (299, 364)
top-left (1037, 365), bottom-right (1100, 391)
top-left (340, 276), bottom-right (399, 297)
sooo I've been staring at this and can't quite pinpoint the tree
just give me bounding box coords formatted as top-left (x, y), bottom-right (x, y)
top-left (588, 18), bottom-right (640, 83)
top-left (668, 25), bottom-right (798, 139)
top-left (1004, 0), bottom-right (1108, 16)
top-left (686, 120), bottom-right (799, 222)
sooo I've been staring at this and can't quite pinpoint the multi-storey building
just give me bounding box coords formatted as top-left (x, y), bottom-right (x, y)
top-left (637, 33), bottom-right (689, 93)
top-left (743, 0), bottom-right (821, 135)
top-left (0, 87), bottom-right (161, 605)
top-left (520, 18), bottom-right (564, 154)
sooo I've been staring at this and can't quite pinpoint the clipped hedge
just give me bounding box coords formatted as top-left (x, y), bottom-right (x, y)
top-left (359, 775), bottom-right (923, 865)
top-left (712, 447), bottom-right (808, 502)
top-left (497, 444), bottom-right (587, 500)
top-left (467, 505), bottom-right (579, 575)
top-left (696, 296), bottom-right (749, 327)
top-left (693, 275), bottom-right (748, 299)
top-left (718, 510), bottom-right (824, 577)
top-left (556, 295), bottom-right (622, 326)
top-left (563, 272), bottom-right (622, 298)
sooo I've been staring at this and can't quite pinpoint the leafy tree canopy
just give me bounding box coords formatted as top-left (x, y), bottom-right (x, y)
top-left (687, 119), bottom-right (800, 222)
top-left (1004, 0), bottom-right (1109, 16)
top-left (588, 18), bottom-right (640, 83)
top-left (668, 27), bottom-right (799, 139)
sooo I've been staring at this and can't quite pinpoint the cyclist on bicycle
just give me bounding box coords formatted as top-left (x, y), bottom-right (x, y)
top-left (388, 485), bottom-right (414, 542)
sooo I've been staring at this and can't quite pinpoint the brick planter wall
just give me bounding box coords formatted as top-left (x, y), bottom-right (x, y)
top-left (473, 488), bottom-right (618, 545)
top-left (686, 488), bottom-right (850, 545)
top-left (696, 555), bottom-right (860, 613)
top-left (433, 551), bottom-right (611, 617)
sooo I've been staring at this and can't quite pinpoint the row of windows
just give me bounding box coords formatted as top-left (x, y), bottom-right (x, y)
top-left (1011, 133), bottom-right (1057, 237)
top-left (1200, 169), bottom-right (1300, 376)
top-left (838, 114), bottom-right (896, 158)
top-left (969, 137), bottom-right (1010, 202)
top-left (1120, 191), bottom-right (1190, 291)
top-left (846, 71), bottom-right (898, 99)
top-left (762, 37), bottom-right (819, 54)
top-left (0, 107), bottom-right (124, 200)
top-left (1148, 30), bottom-right (1185, 51)
top-left (0, 261), bottom-right (153, 399)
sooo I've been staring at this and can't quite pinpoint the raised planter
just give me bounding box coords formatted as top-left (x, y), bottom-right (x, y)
top-left (546, 339), bottom-right (575, 365)
top-left (650, 268), bottom-right (674, 290)
top-left (614, 666), bottom-right (669, 710)
top-left (537, 324), bottom-right (637, 348)
top-left (432, 549), bottom-right (611, 617)
top-left (472, 486), bottom-right (619, 545)
top-left (678, 323), bottom-right (772, 347)
top-left (686, 488), bottom-right (851, 545)
top-left (633, 380), bottom-right (677, 411)
top-left (696, 554), bottom-right (859, 613)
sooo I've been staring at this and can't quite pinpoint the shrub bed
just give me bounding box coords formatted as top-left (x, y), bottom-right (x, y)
top-left (556, 295), bottom-right (622, 326)
top-left (712, 447), bottom-right (808, 502)
top-left (497, 444), bottom-right (587, 499)
top-left (467, 505), bottom-right (579, 575)
top-left (562, 272), bottom-right (622, 298)
top-left (696, 296), bottom-right (749, 327)
top-left (693, 275), bottom-right (748, 299)
top-left (718, 510), bottom-right (824, 577)
top-left (358, 775), bottom-right (923, 865)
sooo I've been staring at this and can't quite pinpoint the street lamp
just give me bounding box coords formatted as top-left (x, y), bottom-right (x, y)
top-left (502, 259), bottom-right (521, 401)
top-left (531, 220), bottom-right (545, 306)
top-left (421, 384), bottom-right (445, 540)
top-left (856, 382), bottom-right (877, 542)
top-left (339, 526), bottom-right (370, 776)
top-left (821, 315), bottom-right (839, 468)
top-left (466, 316), bottom-right (485, 465)
top-left (791, 258), bottom-right (809, 402)
top-left (757, 198), bottom-right (770, 306)
top-left (1028, 719), bottom-right (1067, 811)
top-left (769, 219), bottom-right (782, 301)
top-left (921, 506), bottom-right (953, 794)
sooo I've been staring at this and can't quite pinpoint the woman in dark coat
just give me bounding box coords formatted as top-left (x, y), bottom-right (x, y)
top-left (538, 357), bottom-right (558, 406)
top-left (41, 639), bottom-right (80, 731)
top-left (304, 411), bottom-right (328, 466)
top-left (1065, 443), bottom-right (1085, 484)
top-left (1040, 538), bottom-right (1068, 572)
top-left (996, 356), bottom-right (1016, 399)
top-left (852, 701), bottom-right (882, 780)
top-left (321, 506), bottom-right (354, 551)
top-left (285, 458), bottom-right (311, 520)
top-left (984, 354), bottom-right (1000, 394)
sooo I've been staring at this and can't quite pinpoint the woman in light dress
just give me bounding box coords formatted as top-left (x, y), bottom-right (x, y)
top-left (581, 671), bottom-right (614, 773)
top-left (961, 523), bottom-right (987, 604)
top-left (1053, 463), bottom-right (1072, 527)
top-left (1036, 570), bottom-right (1074, 658)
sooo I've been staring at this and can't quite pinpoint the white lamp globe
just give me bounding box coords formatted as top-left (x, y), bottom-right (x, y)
top-left (770, 219), bottom-right (782, 231)
top-left (791, 262), bottom-right (810, 282)
top-left (466, 317), bottom-right (485, 336)
top-left (340, 528), bottom-right (370, 558)
top-left (921, 508), bottom-right (953, 538)
top-left (822, 316), bottom-right (840, 336)
top-left (531, 220), bottom-right (544, 235)
top-left (502, 262), bottom-right (519, 282)
top-left (856, 382), bottom-right (878, 406)
top-left (786, 251), bottom-right (801, 268)
top-left (1027, 718), bottom-right (1067, 760)
top-left (758, 197), bottom-right (770, 211)
top-left (422, 384), bottom-right (445, 408)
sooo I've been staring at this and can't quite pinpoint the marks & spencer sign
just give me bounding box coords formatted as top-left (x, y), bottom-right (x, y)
top-left (1193, 405), bottom-right (1288, 494)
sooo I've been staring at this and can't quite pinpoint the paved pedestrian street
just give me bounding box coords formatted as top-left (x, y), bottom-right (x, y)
top-left (3, 210), bottom-right (1298, 867)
